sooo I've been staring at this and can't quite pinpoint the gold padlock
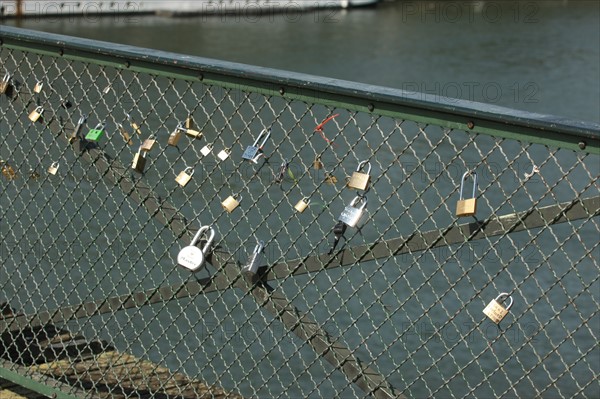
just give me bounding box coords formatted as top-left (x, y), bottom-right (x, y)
top-left (186, 128), bottom-right (202, 139)
top-left (33, 80), bottom-right (44, 94)
top-left (141, 135), bottom-right (156, 152)
top-left (347, 160), bottom-right (372, 190)
top-left (222, 195), bottom-right (242, 213)
top-left (294, 198), bottom-right (310, 213)
top-left (185, 117), bottom-right (194, 130)
top-left (483, 293), bottom-right (513, 324)
top-left (313, 156), bottom-right (324, 170)
top-left (28, 106), bottom-right (44, 123)
top-left (217, 149), bottom-right (230, 161)
top-left (1, 161), bottom-right (17, 180)
top-left (118, 124), bottom-right (133, 146)
top-left (132, 148), bottom-right (147, 173)
top-left (175, 167), bottom-right (194, 187)
top-left (47, 162), bottom-right (60, 175)
top-left (456, 171), bottom-right (478, 217)
top-left (168, 125), bottom-right (184, 146)
top-left (0, 73), bottom-right (11, 94)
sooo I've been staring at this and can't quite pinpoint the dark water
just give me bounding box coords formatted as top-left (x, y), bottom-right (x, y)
top-left (4, 0), bottom-right (600, 122)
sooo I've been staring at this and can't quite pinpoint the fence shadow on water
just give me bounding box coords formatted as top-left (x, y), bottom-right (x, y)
top-left (1, 26), bottom-right (599, 398)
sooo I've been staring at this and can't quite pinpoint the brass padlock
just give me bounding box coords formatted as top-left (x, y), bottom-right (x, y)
top-left (483, 293), bottom-right (513, 324)
top-left (132, 148), bottom-right (147, 173)
top-left (0, 73), bottom-right (11, 94)
top-left (222, 195), bottom-right (242, 213)
top-left (33, 80), bottom-right (44, 94)
top-left (185, 128), bottom-right (202, 139)
top-left (47, 162), bottom-right (60, 175)
top-left (348, 160), bottom-right (372, 190)
top-left (185, 117), bottom-right (194, 130)
top-left (175, 167), bottom-right (194, 187)
top-left (118, 124), bottom-right (133, 146)
top-left (294, 198), bottom-right (310, 213)
top-left (456, 171), bottom-right (478, 217)
top-left (313, 156), bottom-right (324, 170)
top-left (200, 145), bottom-right (212, 156)
top-left (28, 106), bottom-right (44, 123)
top-left (217, 149), bottom-right (231, 161)
top-left (127, 113), bottom-right (142, 135)
top-left (324, 172), bottom-right (338, 185)
top-left (141, 135), bottom-right (156, 152)
top-left (168, 125), bottom-right (184, 146)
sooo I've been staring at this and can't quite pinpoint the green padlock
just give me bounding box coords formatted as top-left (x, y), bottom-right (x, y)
top-left (85, 122), bottom-right (106, 141)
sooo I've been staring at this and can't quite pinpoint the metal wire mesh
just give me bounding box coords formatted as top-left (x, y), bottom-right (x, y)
top-left (1, 30), bottom-right (599, 399)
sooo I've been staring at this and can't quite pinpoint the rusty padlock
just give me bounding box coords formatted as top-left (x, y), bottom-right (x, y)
top-left (456, 171), bottom-right (478, 217)
top-left (483, 293), bottom-right (513, 324)
top-left (118, 123), bottom-right (133, 146)
top-left (313, 156), bottom-right (324, 170)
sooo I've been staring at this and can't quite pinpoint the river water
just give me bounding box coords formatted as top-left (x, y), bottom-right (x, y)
top-left (4, 0), bottom-right (600, 122)
top-left (1, 1), bottom-right (599, 398)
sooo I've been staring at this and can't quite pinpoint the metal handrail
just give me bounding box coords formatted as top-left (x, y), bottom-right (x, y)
top-left (1, 26), bottom-right (599, 153)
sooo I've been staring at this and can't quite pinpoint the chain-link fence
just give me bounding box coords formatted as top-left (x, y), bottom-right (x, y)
top-left (1, 26), bottom-right (599, 398)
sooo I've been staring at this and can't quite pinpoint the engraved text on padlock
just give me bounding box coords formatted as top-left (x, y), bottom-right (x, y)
top-left (483, 293), bottom-right (513, 324)
top-left (177, 225), bottom-right (216, 272)
top-left (339, 195), bottom-right (368, 228)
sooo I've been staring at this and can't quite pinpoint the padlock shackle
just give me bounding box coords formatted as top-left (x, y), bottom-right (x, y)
top-left (495, 292), bottom-right (513, 311)
top-left (34, 106), bottom-right (44, 112)
top-left (1, 73), bottom-right (10, 83)
top-left (94, 122), bottom-right (106, 130)
top-left (459, 171), bottom-right (478, 200)
top-left (349, 195), bottom-right (368, 208)
top-left (356, 160), bottom-right (372, 174)
top-left (253, 240), bottom-right (265, 255)
top-left (190, 225), bottom-right (216, 255)
top-left (252, 128), bottom-right (271, 148)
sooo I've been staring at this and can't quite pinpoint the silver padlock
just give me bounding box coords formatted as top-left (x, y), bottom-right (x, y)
top-left (217, 148), bottom-right (231, 161)
top-left (0, 73), bottom-right (11, 94)
top-left (69, 114), bottom-right (87, 142)
top-left (483, 293), bottom-right (514, 324)
top-left (47, 162), bottom-right (60, 175)
top-left (200, 145), bottom-right (212, 156)
top-left (177, 225), bottom-right (216, 272)
top-left (339, 195), bottom-right (368, 228)
top-left (241, 240), bottom-right (265, 278)
top-left (242, 129), bottom-right (270, 163)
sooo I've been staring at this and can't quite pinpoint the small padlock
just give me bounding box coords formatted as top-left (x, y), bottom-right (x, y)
top-left (127, 113), bottom-right (142, 135)
top-left (294, 198), bottom-right (310, 213)
top-left (177, 225), bottom-right (216, 272)
top-left (85, 122), bottom-right (106, 142)
top-left (242, 129), bottom-right (270, 163)
top-left (217, 149), bottom-right (231, 161)
top-left (185, 117), bottom-right (194, 129)
top-left (175, 167), bottom-right (194, 187)
top-left (222, 195), bottom-right (242, 213)
top-left (118, 124), bottom-right (133, 146)
top-left (28, 106), bottom-right (44, 123)
top-left (1, 161), bottom-right (17, 180)
top-left (241, 240), bottom-right (265, 279)
top-left (168, 125), bottom-right (184, 146)
top-left (348, 160), bottom-right (372, 191)
top-left (186, 128), bottom-right (202, 139)
top-left (313, 156), bottom-right (324, 170)
top-left (456, 171), bottom-right (478, 217)
top-left (200, 145), bottom-right (212, 156)
top-left (29, 169), bottom-right (41, 180)
top-left (132, 148), bottom-right (147, 173)
top-left (324, 173), bottom-right (338, 185)
top-left (339, 195), bottom-right (368, 228)
top-left (483, 293), bottom-right (513, 324)
top-left (47, 162), bottom-right (60, 175)
top-left (33, 80), bottom-right (44, 94)
top-left (69, 115), bottom-right (87, 142)
top-left (141, 135), bottom-right (156, 152)
top-left (0, 73), bottom-right (11, 94)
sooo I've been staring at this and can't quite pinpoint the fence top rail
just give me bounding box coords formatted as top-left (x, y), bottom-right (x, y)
top-left (2, 25), bottom-right (599, 150)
